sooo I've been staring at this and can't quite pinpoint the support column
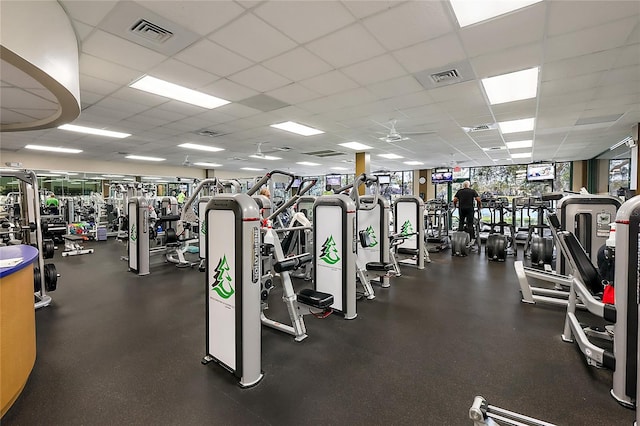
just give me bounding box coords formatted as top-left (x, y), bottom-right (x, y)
top-left (355, 152), bottom-right (370, 195)
top-left (632, 123), bottom-right (639, 193)
top-left (586, 159), bottom-right (598, 194)
top-left (572, 161), bottom-right (587, 191)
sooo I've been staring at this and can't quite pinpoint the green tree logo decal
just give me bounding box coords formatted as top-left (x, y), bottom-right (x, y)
top-left (212, 255), bottom-right (234, 299)
top-left (320, 235), bottom-right (340, 265)
top-left (130, 223), bottom-right (137, 242)
top-left (200, 220), bottom-right (207, 236)
top-left (401, 220), bottom-right (414, 236)
top-left (366, 225), bottom-right (378, 247)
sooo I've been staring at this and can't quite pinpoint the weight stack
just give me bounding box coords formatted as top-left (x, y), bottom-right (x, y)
top-left (486, 234), bottom-right (507, 262)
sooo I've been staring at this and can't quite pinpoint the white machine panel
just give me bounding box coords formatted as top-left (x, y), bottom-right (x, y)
top-left (315, 204), bottom-right (344, 311)
top-left (128, 202), bottom-right (137, 270)
top-left (396, 201), bottom-right (417, 250)
top-left (358, 205), bottom-right (381, 264)
top-left (207, 209), bottom-right (236, 370)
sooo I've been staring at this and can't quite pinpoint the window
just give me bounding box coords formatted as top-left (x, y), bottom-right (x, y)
top-left (609, 159), bottom-right (630, 196)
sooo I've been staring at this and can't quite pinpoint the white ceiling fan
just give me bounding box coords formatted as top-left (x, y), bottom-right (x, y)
top-left (182, 155), bottom-right (192, 167)
top-left (250, 142), bottom-right (290, 159)
top-left (375, 119), bottom-right (435, 143)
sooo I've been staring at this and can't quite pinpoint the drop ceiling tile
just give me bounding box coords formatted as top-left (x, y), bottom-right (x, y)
top-left (79, 74), bottom-right (121, 96)
top-left (428, 80), bottom-right (483, 102)
top-left (194, 109), bottom-right (237, 125)
top-left (614, 44), bottom-right (640, 67)
top-left (392, 34), bottom-right (466, 74)
top-left (175, 39), bottom-right (253, 77)
top-left (30, 88), bottom-right (66, 104)
top-left (210, 14), bottom-right (297, 62)
top-left (366, 75), bottom-right (424, 99)
top-left (588, 94), bottom-right (640, 110)
top-left (79, 54), bottom-right (141, 85)
top-left (269, 105), bottom-right (313, 121)
top-left (267, 84), bottom-right (322, 104)
top-left (228, 65), bottom-right (291, 93)
top-left (342, 1), bottom-right (399, 19)
top-left (59, 0), bottom-right (118, 26)
top-left (201, 78), bottom-right (259, 102)
top-left (471, 43), bottom-right (542, 79)
top-left (300, 71), bottom-right (359, 96)
top-left (9, 108), bottom-right (57, 120)
top-left (491, 98), bottom-right (537, 120)
top-left (600, 65), bottom-right (640, 86)
top-left (547, 1), bottom-right (640, 37)
top-left (362, 1), bottom-right (453, 51)
top-left (81, 105), bottom-right (134, 123)
top-left (460, 2), bottom-right (546, 57)
top-left (216, 103), bottom-right (263, 119)
top-left (82, 30), bottom-right (168, 71)
top-left (148, 59), bottom-right (219, 88)
top-left (254, 1), bottom-right (354, 44)
top-left (384, 91), bottom-right (435, 110)
top-left (263, 48), bottom-right (333, 83)
top-left (140, 1), bottom-right (245, 36)
top-left (306, 23), bottom-right (386, 68)
top-left (92, 97), bottom-right (151, 116)
top-left (542, 49), bottom-right (619, 81)
top-left (538, 89), bottom-right (595, 108)
top-left (341, 54), bottom-right (407, 86)
top-left (545, 17), bottom-right (637, 63)
top-left (0, 62), bottom-right (44, 89)
top-left (541, 72), bottom-right (604, 97)
top-left (596, 83), bottom-right (640, 99)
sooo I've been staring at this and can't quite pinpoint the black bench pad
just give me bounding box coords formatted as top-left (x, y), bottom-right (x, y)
top-left (297, 288), bottom-right (333, 309)
top-left (398, 248), bottom-right (419, 255)
top-left (366, 262), bottom-right (394, 272)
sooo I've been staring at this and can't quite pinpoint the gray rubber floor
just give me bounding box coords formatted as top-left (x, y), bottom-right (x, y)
top-left (3, 239), bottom-right (635, 425)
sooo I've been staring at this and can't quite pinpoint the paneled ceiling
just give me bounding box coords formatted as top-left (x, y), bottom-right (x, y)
top-left (1, 0), bottom-right (639, 175)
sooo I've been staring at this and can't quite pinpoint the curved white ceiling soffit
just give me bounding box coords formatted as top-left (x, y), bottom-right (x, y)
top-left (0, 1), bottom-right (80, 132)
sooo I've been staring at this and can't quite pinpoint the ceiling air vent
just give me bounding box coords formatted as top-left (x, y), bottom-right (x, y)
top-left (431, 69), bottom-right (460, 84)
top-left (196, 129), bottom-right (224, 138)
top-left (303, 150), bottom-right (345, 158)
top-left (130, 19), bottom-right (173, 44)
top-left (463, 123), bottom-right (497, 133)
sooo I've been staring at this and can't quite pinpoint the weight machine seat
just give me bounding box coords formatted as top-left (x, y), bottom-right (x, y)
top-left (561, 232), bottom-right (605, 295)
top-left (397, 248), bottom-right (419, 256)
top-left (366, 262), bottom-right (394, 272)
top-left (541, 192), bottom-right (564, 201)
top-left (297, 288), bottom-right (334, 309)
top-left (273, 253), bottom-right (313, 273)
top-left (63, 234), bottom-right (86, 241)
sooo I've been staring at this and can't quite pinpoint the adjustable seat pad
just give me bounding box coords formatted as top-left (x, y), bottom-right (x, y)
top-left (273, 253), bottom-right (312, 273)
top-left (297, 288), bottom-right (334, 309)
top-left (397, 248), bottom-right (419, 255)
top-left (366, 262), bottom-right (394, 272)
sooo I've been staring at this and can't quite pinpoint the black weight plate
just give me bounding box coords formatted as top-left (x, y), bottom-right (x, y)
top-left (451, 232), bottom-right (469, 256)
top-left (542, 237), bottom-right (554, 265)
top-left (40, 220), bottom-right (48, 233)
top-left (44, 263), bottom-right (58, 292)
top-left (531, 235), bottom-right (543, 265)
top-left (43, 239), bottom-right (55, 259)
top-left (165, 228), bottom-right (178, 244)
top-left (34, 266), bottom-right (41, 292)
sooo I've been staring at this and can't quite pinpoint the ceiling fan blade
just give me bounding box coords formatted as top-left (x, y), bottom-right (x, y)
top-left (370, 118), bottom-right (393, 131)
top-left (402, 131), bottom-right (436, 135)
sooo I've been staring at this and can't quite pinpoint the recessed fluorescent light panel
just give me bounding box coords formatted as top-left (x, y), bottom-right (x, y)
top-left (482, 146), bottom-right (507, 151)
top-left (378, 153), bottom-right (403, 159)
top-left (125, 155), bottom-right (165, 162)
top-left (50, 171), bottom-right (79, 176)
top-left (482, 67), bottom-right (539, 105)
top-left (58, 124), bottom-right (131, 138)
top-left (193, 162), bottom-right (222, 168)
top-left (498, 118), bottom-right (535, 134)
top-left (506, 140), bottom-right (533, 149)
top-left (404, 161), bottom-right (424, 166)
top-left (25, 145), bottom-right (82, 154)
top-left (102, 174), bottom-right (125, 178)
top-left (511, 152), bottom-right (532, 159)
top-left (129, 76), bottom-right (230, 109)
top-left (339, 142), bottom-right (372, 150)
top-left (249, 155), bottom-right (281, 161)
top-left (331, 167), bottom-right (349, 170)
top-left (270, 121), bottom-right (324, 136)
top-left (241, 167), bottom-right (265, 171)
top-left (450, 0), bottom-right (542, 27)
top-left (142, 176), bottom-right (163, 180)
top-left (296, 161), bottom-right (321, 166)
top-left (178, 143), bottom-right (224, 152)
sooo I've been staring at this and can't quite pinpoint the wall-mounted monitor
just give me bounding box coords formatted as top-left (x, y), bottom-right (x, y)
top-left (431, 172), bottom-right (453, 184)
top-left (526, 163), bottom-right (554, 181)
top-left (452, 167), bottom-right (470, 180)
top-left (326, 175), bottom-right (341, 186)
top-left (377, 175), bottom-right (391, 184)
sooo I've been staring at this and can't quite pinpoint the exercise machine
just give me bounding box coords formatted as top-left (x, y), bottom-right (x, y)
top-left (481, 196), bottom-right (516, 261)
top-left (469, 396), bottom-right (555, 426)
top-left (556, 194), bottom-right (621, 274)
top-left (424, 198), bottom-right (450, 252)
top-left (558, 194), bottom-right (639, 407)
top-left (0, 169), bottom-right (60, 308)
top-left (451, 208), bottom-right (481, 257)
top-left (392, 195), bottom-right (430, 270)
top-left (610, 195), bottom-right (639, 407)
